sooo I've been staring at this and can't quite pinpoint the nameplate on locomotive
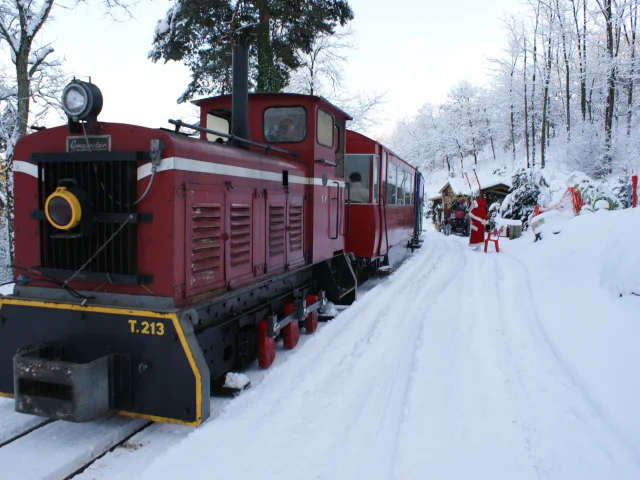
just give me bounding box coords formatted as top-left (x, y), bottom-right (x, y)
top-left (66, 135), bottom-right (111, 153)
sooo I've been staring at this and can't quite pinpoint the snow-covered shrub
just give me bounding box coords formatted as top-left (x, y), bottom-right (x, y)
top-left (500, 168), bottom-right (551, 229)
top-left (426, 199), bottom-right (442, 230)
top-left (566, 172), bottom-right (619, 211)
top-left (487, 201), bottom-right (501, 231)
top-left (610, 167), bottom-right (635, 209)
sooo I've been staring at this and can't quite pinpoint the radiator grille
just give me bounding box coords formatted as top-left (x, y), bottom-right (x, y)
top-left (229, 204), bottom-right (251, 267)
top-left (289, 202), bottom-right (303, 252)
top-left (191, 203), bottom-right (222, 275)
top-left (40, 160), bottom-right (137, 275)
top-left (268, 205), bottom-right (285, 257)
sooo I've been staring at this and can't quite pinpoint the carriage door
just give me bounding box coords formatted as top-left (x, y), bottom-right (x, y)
top-left (379, 151), bottom-right (388, 254)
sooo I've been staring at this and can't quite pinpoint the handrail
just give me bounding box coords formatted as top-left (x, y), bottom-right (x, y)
top-left (167, 119), bottom-right (299, 160)
top-left (346, 182), bottom-right (351, 236)
top-left (330, 181), bottom-right (340, 240)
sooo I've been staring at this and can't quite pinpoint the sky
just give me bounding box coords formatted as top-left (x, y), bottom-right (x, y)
top-left (29, 0), bottom-right (521, 140)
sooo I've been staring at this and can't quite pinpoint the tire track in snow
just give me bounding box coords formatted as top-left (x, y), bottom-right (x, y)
top-left (392, 245), bottom-right (545, 480)
top-left (496, 252), bottom-right (640, 476)
top-left (137, 234), bottom-right (466, 480)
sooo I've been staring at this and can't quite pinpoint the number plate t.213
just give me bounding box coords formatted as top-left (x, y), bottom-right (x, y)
top-left (128, 319), bottom-right (165, 336)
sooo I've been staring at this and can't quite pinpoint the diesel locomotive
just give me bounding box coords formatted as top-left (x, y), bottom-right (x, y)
top-left (0, 40), bottom-right (424, 426)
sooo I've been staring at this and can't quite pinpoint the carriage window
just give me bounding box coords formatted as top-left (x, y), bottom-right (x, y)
top-left (206, 113), bottom-right (230, 143)
top-left (387, 164), bottom-right (397, 205)
top-left (264, 107), bottom-right (306, 143)
top-left (317, 109), bottom-right (334, 148)
top-left (397, 170), bottom-right (406, 205)
top-left (346, 154), bottom-right (371, 203)
top-left (406, 174), bottom-right (414, 205)
top-left (372, 155), bottom-right (379, 205)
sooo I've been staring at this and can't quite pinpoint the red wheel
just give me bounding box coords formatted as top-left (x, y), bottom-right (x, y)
top-left (305, 295), bottom-right (319, 333)
top-left (257, 320), bottom-right (275, 368)
top-left (282, 303), bottom-right (299, 349)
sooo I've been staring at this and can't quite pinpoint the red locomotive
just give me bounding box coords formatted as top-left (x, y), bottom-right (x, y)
top-left (0, 40), bottom-right (424, 426)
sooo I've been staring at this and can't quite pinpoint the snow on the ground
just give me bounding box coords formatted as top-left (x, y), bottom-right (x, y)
top-left (0, 398), bottom-right (47, 445)
top-left (0, 283), bottom-right (14, 295)
top-left (130, 207), bottom-right (640, 480)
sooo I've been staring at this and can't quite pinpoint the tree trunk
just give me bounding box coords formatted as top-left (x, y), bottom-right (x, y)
top-left (627, 0), bottom-right (637, 135)
top-left (16, 48), bottom-right (30, 139)
top-left (570, 0), bottom-right (587, 121)
top-left (603, 0), bottom-right (615, 175)
top-left (523, 32), bottom-right (530, 168)
top-left (509, 57), bottom-right (516, 163)
top-left (541, 24), bottom-right (553, 169)
top-left (531, 5), bottom-right (540, 168)
top-left (256, 1), bottom-right (280, 92)
top-left (557, 0), bottom-right (571, 140)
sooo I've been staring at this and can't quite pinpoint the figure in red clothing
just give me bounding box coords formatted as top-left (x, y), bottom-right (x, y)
top-left (468, 197), bottom-right (487, 248)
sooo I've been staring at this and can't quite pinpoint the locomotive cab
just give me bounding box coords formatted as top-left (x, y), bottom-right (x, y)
top-left (194, 93), bottom-right (352, 262)
top-left (194, 92), bottom-right (350, 175)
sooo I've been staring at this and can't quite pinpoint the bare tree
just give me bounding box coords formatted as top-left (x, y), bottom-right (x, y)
top-left (623, 0), bottom-right (638, 135)
top-left (540, 1), bottom-right (555, 168)
top-left (286, 26), bottom-right (355, 97)
top-left (0, 0), bottom-right (133, 270)
top-left (286, 26), bottom-right (386, 134)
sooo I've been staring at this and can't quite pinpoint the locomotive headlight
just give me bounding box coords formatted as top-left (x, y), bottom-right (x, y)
top-left (45, 187), bottom-right (82, 230)
top-left (62, 85), bottom-right (88, 116)
top-left (61, 79), bottom-right (103, 121)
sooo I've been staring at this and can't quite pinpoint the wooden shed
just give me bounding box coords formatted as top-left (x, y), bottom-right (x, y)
top-left (436, 174), bottom-right (511, 228)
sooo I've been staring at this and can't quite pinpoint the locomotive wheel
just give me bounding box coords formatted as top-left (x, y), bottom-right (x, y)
top-left (305, 295), bottom-right (319, 333)
top-left (257, 319), bottom-right (276, 368)
top-left (282, 303), bottom-right (300, 349)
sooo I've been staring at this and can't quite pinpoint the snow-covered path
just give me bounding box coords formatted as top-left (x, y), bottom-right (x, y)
top-left (134, 230), bottom-right (640, 480)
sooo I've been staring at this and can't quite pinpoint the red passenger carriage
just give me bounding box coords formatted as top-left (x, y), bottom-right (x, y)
top-left (345, 130), bottom-right (421, 277)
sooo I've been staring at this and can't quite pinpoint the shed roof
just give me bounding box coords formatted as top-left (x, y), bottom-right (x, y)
top-left (439, 173), bottom-right (511, 197)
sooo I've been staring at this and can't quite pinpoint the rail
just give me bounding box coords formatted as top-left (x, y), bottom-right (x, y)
top-left (168, 119), bottom-right (299, 160)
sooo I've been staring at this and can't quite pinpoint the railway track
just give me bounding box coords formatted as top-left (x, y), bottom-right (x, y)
top-left (0, 398), bottom-right (150, 480)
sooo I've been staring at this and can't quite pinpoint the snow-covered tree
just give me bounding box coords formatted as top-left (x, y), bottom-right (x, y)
top-left (500, 168), bottom-right (551, 229)
top-left (149, 0), bottom-right (354, 101)
top-left (284, 25), bottom-right (386, 134)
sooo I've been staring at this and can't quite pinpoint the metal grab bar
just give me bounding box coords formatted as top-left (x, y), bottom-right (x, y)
top-left (330, 181), bottom-right (340, 240)
top-left (346, 182), bottom-right (351, 236)
top-left (168, 119), bottom-right (299, 159)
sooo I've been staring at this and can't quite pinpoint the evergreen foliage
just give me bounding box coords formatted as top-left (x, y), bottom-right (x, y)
top-left (500, 168), bottom-right (551, 229)
top-left (149, 0), bottom-right (354, 102)
top-left (611, 168), bottom-right (632, 209)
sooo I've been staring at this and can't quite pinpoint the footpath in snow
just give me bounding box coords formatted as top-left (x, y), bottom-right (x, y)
top-left (124, 207), bottom-right (640, 480)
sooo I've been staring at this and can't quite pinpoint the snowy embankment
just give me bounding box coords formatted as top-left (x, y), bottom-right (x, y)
top-left (126, 208), bottom-right (640, 480)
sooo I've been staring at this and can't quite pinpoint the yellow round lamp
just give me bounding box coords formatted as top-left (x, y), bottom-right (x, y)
top-left (45, 187), bottom-right (82, 230)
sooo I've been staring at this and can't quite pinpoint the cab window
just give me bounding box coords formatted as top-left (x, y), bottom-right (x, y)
top-left (264, 107), bottom-right (306, 143)
top-left (317, 109), bottom-right (334, 148)
top-left (206, 112), bottom-right (230, 143)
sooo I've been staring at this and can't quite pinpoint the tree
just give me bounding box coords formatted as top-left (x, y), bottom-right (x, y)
top-left (285, 26), bottom-right (386, 133)
top-left (0, 0), bottom-right (131, 274)
top-left (149, 0), bottom-right (354, 102)
top-left (286, 26), bottom-right (354, 97)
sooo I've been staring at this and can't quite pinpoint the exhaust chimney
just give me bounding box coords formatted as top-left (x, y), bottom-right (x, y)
top-left (231, 36), bottom-right (250, 149)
